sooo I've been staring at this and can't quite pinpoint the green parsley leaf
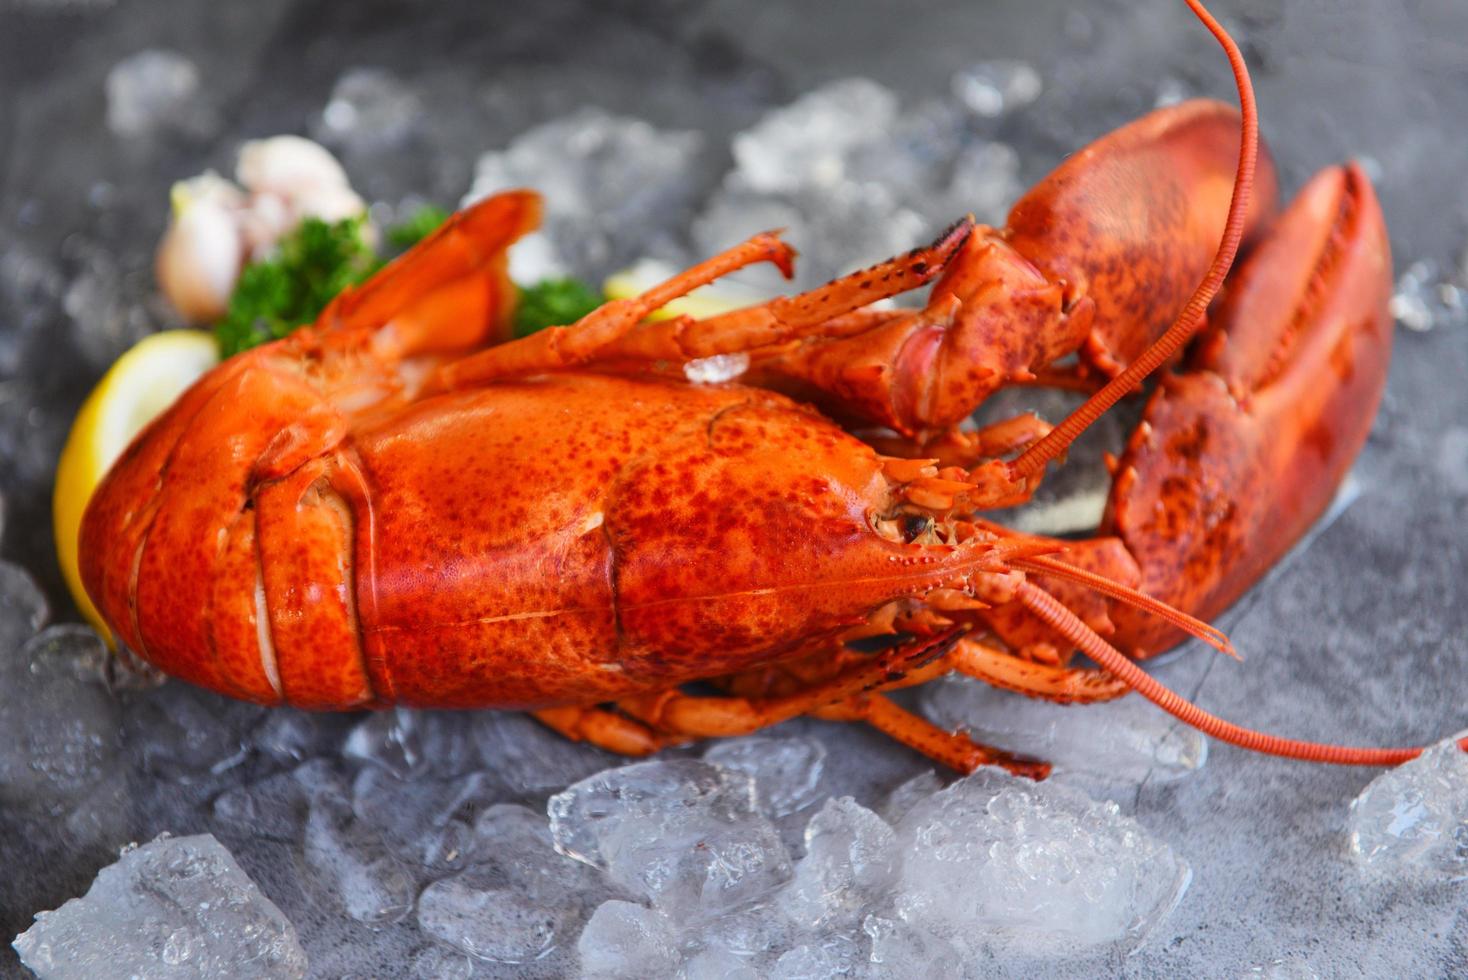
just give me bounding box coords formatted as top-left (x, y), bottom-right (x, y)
top-left (214, 215), bottom-right (380, 358)
top-left (386, 204), bottom-right (451, 249)
top-left (512, 278), bottom-right (605, 337)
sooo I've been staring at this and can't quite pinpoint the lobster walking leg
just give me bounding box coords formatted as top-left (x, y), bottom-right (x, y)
top-left (817, 694), bottom-right (1052, 779)
top-left (531, 705), bottom-right (671, 756)
top-left (615, 629), bottom-right (965, 739)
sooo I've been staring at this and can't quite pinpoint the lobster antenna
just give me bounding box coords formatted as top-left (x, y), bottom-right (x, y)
top-left (1008, 555), bottom-right (1239, 661)
top-left (1015, 581), bottom-right (1468, 766)
top-left (1008, 0), bottom-right (1258, 481)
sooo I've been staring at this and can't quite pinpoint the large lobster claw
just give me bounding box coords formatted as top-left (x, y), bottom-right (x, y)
top-left (1103, 162), bottom-right (1393, 654)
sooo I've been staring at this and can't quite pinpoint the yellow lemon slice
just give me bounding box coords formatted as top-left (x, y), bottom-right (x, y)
top-left (603, 258), bottom-right (770, 321)
top-left (53, 330), bottom-right (219, 642)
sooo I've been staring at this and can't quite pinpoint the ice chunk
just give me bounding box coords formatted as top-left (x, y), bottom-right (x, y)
top-left (923, 676), bottom-right (1207, 783)
top-left (417, 876), bottom-right (567, 964)
top-left (212, 769), bottom-right (314, 844)
top-left (344, 708), bottom-right (480, 779)
top-left (694, 177), bottom-right (926, 292)
top-left (680, 947), bottom-right (762, 980)
top-left (350, 765), bottom-right (497, 872)
top-left (684, 353), bottom-right (751, 385)
top-left (302, 789), bottom-right (416, 924)
top-left (1390, 258), bottom-right (1468, 333)
top-left (576, 901), bottom-right (681, 979)
top-left (418, 804), bottom-right (605, 964)
top-left (768, 935), bottom-right (862, 979)
top-left (732, 79), bottom-right (899, 193)
top-left (879, 770), bottom-right (943, 825)
top-left (0, 624), bottom-right (124, 811)
top-left (549, 759), bottom-right (792, 920)
top-left (471, 709), bottom-right (620, 799)
top-left (409, 945), bottom-right (473, 979)
top-left (1348, 730), bottom-right (1468, 880)
top-left (943, 139), bottom-right (1023, 226)
top-left (315, 67), bottom-right (421, 154)
top-left (862, 914), bottom-right (963, 979)
top-left (1239, 958), bottom-right (1322, 979)
top-left (704, 736), bottom-right (828, 818)
top-left (775, 797), bottom-right (897, 931)
top-left (0, 559), bottom-right (48, 644)
top-left (893, 768), bottom-right (1190, 956)
top-left (250, 710), bottom-right (342, 765)
top-left (463, 109), bottom-right (704, 279)
top-left (123, 682), bottom-right (255, 780)
top-left (105, 50), bottom-right (216, 139)
top-left (12, 833), bottom-right (306, 978)
top-left (950, 60), bottom-right (1044, 118)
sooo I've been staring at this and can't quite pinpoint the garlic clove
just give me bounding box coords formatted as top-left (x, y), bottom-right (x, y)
top-left (155, 199), bottom-right (245, 324)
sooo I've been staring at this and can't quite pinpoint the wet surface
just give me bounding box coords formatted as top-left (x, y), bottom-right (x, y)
top-left (2, 0), bottom-right (1468, 976)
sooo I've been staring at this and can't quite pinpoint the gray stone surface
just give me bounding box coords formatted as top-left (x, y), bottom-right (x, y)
top-left (2, 0), bottom-right (1467, 976)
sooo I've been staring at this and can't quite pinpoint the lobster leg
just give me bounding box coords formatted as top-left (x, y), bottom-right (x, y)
top-left (440, 222), bottom-right (972, 386)
top-left (816, 694), bottom-right (1051, 779)
top-left (438, 232), bottom-right (798, 386)
top-left (531, 705), bottom-right (673, 756)
top-left (615, 628), bottom-right (966, 739)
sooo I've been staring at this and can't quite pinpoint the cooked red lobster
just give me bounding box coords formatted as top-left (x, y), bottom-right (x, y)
top-left (80, 0), bottom-right (1439, 775)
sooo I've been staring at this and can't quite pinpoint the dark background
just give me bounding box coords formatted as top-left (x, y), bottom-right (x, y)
top-left (1, 0), bottom-right (1467, 977)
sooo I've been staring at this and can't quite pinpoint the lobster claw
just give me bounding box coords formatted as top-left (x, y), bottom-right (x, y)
top-left (1104, 162), bottom-right (1393, 654)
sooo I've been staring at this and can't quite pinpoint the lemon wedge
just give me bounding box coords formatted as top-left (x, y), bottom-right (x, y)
top-left (603, 258), bottom-right (770, 321)
top-left (54, 330), bottom-right (220, 641)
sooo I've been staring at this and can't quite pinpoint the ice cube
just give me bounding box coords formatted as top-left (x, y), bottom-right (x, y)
top-left (418, 804), bottom-right (606, 964)
top-left (732, 79), bottom-right (899, 193)
top-left (862, 914), bottom-right (963, 979)
top-left (409, 945), bottom-right (474, 980)
top-left (105, 50), bottom-right (216, 139)
top-left (923, 676), bottom-right (1207, 784)
top-left (344, 708), bottom-right (480, 779)
top-left (893, 768), bottom-right (1190, 957)
top-left (775, 797), bottom-right (897, 931)
top-left (679, 947), bottom-right (762, 980)
top-left (315, 67), bottom-right (421, 154)
top-left (1390, 259), bottom-right (1468, 333)
top-left (943, 139), bottom-right (1023, 226)
top-left (549, 759), bottom-right (792, 920)
top-left (471, 709), bottom-right (621, 800)
top-left (950, 60), bottom-right (1044, 118)
top-left (302, 789), bottom-right (416, 924)
top-left (704, 736), bottom-right (828, 818)
top-left (0, 558), bottom-right (49, 646)
top-left (1238, 958), bottom-right (1322, 979)
top-left (122, 682), bottom-right (256, 780)
top-left (1348, 730), bottom-right (1468, 880)
top-left (349, 766), bottom-right (499, 873)
top-left (879, 770), bottom-right (943, 825)
top-left (0, 624), bottom-right (124, 811)
top-left (463, 109), bottom-right (704, 279)
top-left (250, 710), bottom-right (343, 765)
top-left (684, 353), bottom-right (751, 385)
top-left (12, 833), bottom-right (307, 978)
top-left (576, 901), bottom-right (682, 980)
top-left (768, 935), bottom-right (862, 980)
top-left (211, 769), bottom-right (315, 844)
top-left (693, 177), bottom-right (927, 293)
top-left (417, 875), bottom-right (568, 964)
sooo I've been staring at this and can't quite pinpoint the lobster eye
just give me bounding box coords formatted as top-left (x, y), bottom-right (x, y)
top-left (901, 514), bottom-right (935, 543)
